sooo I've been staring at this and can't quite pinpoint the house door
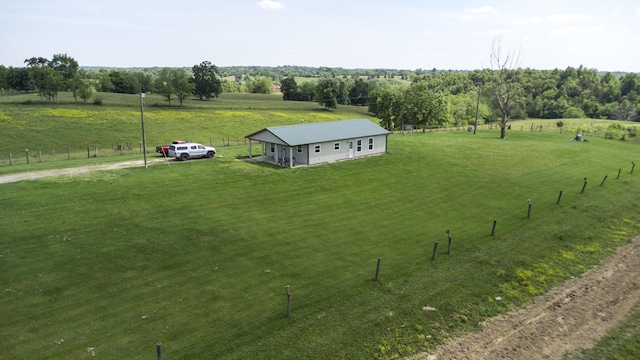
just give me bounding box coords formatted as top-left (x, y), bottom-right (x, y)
top-left (348, 141), bottom-right (354, 158)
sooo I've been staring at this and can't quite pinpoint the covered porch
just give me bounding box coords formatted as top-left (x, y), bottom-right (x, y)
top-left (247, 141), bottom-right (299, 168)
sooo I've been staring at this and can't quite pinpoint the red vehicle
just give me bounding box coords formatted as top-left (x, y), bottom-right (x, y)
top-left (156, 140), bottom-right (185, 155)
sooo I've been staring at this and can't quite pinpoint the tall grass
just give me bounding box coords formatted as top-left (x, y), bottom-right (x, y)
top-left (1, 126), bottom-right (639, 358)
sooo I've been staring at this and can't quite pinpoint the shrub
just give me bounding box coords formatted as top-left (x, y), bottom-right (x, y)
top-left (93, 96), bottom-right (103, 105)
top-left (563, 106), bottom-right (586, 119)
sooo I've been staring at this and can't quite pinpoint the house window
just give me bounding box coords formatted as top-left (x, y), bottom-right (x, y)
top-left (356, 139), bottom-right (362, 152)
top-left (297, 146), bottom-right (303, 154)
top-left (368, 138), bottom-right (374, 150)
top-left (334, 142), bottom-right (340, 151)
top-left (270, 143), bottom-right (275, 153)
top-left (314, 144), bottom-right (321, 154)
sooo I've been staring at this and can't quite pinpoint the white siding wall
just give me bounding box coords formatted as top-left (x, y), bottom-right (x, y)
top-left (308, 135), bottom-right (387, 165)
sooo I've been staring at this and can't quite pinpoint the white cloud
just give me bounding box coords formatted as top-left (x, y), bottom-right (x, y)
top-left (258, 0), bottom-right (284, 10)
top-left (548, 14), bottom-right (591, 23)
top-left (473, 29), bottom-right (512, 36)
top-left (550, 26), bottom-right (603, 36)
top-left (512, 16), bottom-right (542, 25)
top-left (464, 6), bottom-right (497, 13)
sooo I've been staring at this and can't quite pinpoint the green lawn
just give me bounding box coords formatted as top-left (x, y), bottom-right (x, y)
top-left (1, 123), bottom-right (639, 358)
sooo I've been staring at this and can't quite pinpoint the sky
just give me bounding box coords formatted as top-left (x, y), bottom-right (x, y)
top-left (1, 0), bottom-right (639, 72)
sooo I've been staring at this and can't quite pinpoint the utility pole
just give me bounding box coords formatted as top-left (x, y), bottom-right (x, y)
top-left (474, 85), bottom-right (480, 135)
top-left (140, 92), bottom-right (148, 168)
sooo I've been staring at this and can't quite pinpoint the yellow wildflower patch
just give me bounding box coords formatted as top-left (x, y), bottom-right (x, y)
top-left (44, 108), bottom-right (91, 118)
top-left (561, 251), bottom-right (575, 260)
top-left (269, 112), bottom-right (293, 118)
top-left (0, 111), bottom-right (26, 129)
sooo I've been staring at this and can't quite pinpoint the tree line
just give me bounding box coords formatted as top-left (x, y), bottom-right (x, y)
top-left (0, 55), bottom-right (224, 106)
top-left (278, 64), bottom-right (640, 134)
top-left (1, 54), bottom-right (638, 132)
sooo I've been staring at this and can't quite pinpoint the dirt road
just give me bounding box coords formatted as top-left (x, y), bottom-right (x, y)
top-left (410, 236), bottom-right (640, 360)
top-left (0, 158), bottom-right (168, 184)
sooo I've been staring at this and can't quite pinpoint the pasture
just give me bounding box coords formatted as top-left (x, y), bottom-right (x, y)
top-left (1, 93), bottom-right (640, 358)
top-left (0, 91), bottom-right (370, 168)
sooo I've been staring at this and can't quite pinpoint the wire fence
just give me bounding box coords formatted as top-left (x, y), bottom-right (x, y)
top-left (0, 137), bottom-right (252, 167)
top-left (3, 123), bottom-right (638, 167)
top-left (398, 122), bottom-right (640, 143)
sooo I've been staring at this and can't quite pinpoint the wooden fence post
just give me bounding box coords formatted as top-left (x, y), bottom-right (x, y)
top-left (374, 258), bottom-right (381, 281)
top-left (285, 285), bottom-right (292, 318)
top-left (25, 149), bottom-right (29, 164)
top-left (600, 175), bottom-right (608, 187)
top-left (9, 152), bottom-right (12, 166)
top-left (581, 178), bottom-right (587, 193)
top-left (491, 219), bottom-right (497, 236)
top-left (431, 241), bottom-right (438, 260)
top-left (557, 190), bottom-right (563, 204)
top-left (38, 149), bottom-right (42, 163)
top-left (156, 342), bottom-right (162, 360)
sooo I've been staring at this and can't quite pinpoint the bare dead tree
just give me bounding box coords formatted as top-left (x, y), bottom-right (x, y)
top-left (489, 36), bottom-right (521, 139)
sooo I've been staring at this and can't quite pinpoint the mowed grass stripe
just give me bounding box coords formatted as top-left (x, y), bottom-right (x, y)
top-left (1, 130), bottom-right (639, 358)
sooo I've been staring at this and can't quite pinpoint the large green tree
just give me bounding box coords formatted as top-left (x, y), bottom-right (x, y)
top-left (191, 61), bottom-right (222, 100)
top-left (370, 88), bottom-right (402, 130)
top-left (174, 68), bottom-right (194, 106)
top-left (6, 67), bottom-right (33, 93)
top-left (75, 70), bottom-right (95, 103)
top-left (348, 78), bottom-right (370, 106)
top-left (154, 68), bottom-right (178, 106)
top-left (315, 79), bottom-right (339, 109)
top-left (24, 57), bottom-right (62, 101)
top-left (280, 77), bottom-right (299, 100)
top-left (49, 53), bottom-right (78, 91)
top-left (401, 81), bottom-right (451, 131)
top-left (245, 76), bottom-right (273, 94)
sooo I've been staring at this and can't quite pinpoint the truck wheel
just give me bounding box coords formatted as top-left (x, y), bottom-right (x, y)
top-left (180, 153), bottom-right (189, 161)
top-left (206, 151), bottom-right (215, 158)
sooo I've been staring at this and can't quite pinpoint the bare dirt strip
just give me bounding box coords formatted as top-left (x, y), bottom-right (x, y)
top-left (409, 236), bottom-right (640, 360)
top-left (0, 158), bottom-right (169, 184)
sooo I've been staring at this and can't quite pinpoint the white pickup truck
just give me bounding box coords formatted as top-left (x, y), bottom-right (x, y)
top-left (167, 142), bottom-right (216, 161)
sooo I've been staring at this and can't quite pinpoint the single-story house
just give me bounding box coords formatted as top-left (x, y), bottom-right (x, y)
top-left (245, 118), bottom-right (391, 168)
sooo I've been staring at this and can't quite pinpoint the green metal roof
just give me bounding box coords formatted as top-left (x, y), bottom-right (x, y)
top-left (246, 118), bottom-right (390, 146)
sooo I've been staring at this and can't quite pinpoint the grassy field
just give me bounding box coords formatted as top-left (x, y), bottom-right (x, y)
top-left (0, 91), bottom-right (370, 168)
top-left (1, 93), bottom-right (640, 358)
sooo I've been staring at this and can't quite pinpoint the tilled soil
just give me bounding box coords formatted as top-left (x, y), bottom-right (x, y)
top-left (409, 236), bottom-right (640, 360)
